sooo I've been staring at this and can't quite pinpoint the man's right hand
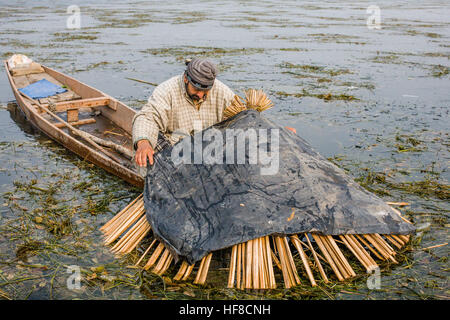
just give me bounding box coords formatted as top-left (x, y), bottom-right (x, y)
top-left (135, 139), bottom-right (154, 167)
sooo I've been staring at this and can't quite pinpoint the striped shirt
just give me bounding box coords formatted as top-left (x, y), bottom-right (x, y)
top-left (132, 74), bottom-right (235, 150)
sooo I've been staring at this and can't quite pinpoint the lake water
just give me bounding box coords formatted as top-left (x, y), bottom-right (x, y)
top-left (0, 0), bottom-right (448, 300)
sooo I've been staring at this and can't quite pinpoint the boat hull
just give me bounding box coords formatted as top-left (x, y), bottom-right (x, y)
top-left (4, 61), bottom-right (144, 188)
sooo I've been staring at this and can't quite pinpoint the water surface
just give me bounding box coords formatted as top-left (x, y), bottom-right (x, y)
top-left (0, 0), bottom-right (448, 300)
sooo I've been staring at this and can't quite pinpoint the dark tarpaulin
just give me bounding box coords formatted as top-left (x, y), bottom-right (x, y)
top-left (144, 110), bottom-right (415, 264)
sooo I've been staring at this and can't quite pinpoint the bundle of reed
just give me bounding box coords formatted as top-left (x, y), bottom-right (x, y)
top-left (223, 89), bottom-right (273, 120)
top-left (101, 193), bottom-right (412, 289)
top-left (100, 194), bottom-right (213, 284)
top-left (244, 88), bottom-right (273, 112)
top-left (223, 94), bottom-right (246, 119)
top-left (100, 89), bottom-right (413, 289)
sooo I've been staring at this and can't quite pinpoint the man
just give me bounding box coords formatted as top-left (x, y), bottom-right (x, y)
top-left (132, 58), bottom-right (235, 167)
top-left (132, 57), bottom-right (297, 168)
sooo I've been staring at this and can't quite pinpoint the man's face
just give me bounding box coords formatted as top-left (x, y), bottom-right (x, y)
top-left (184, 75), bottom-right (210, 101)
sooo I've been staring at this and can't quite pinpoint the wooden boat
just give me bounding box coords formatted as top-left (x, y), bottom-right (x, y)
top-left (4, 60), bottom-right (144, 188)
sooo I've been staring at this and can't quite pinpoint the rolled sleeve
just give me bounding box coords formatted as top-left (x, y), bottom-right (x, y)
top-left (132, 112), bottom-right (159, 150)
top-left (132, 85), bottom-right (171, 150)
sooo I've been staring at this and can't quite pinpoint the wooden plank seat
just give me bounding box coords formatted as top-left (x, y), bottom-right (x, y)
top-left (40, 97), bottom-right (112, 112)
top-left (42, 97), bottom-right (111, 128)
top-left (43, 97), bottom-right (111, 112)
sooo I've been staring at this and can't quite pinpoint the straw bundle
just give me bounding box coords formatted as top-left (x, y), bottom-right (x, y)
top-left (100, 90), bottom-right (413, 289)
top-left (223, 89), bottom-right (273, 120)
top-left (101, 194), bottom-right (411, 289)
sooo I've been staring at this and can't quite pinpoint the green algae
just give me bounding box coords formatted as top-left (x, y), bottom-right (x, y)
top-left (1, 2), bottom-right (449, 301)
top-left (279, 62), bottom-right (352, 76)
top-left (277, 89), bottom-right (358, 101)
top-left (142, 46), bottom-right (265, 60)
top-left (53, 33), bottom-right (98, 42)
top-left (430, 64), bottom-right (449, 77)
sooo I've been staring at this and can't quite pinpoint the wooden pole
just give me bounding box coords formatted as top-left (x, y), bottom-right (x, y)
top-left (125, 77), bottom-right (158, 87)
top-left (111, 215), bottom-right (148, 254)
top-left (103, 201), bottom-right (144, 245)
top-left (320, 235), bottom-right (350, 279)
top-left (194, 253), bottom-right (212, 285)
top-left (391, 235), bottom-right (406, 246)
top-left (291, 235), bottom-right (316, 286)
top-left (236, 243), bottom-right (242, 289)
top-left (245, 240), bottom-right (252, 289)
top-left (174, 261), bottom-right (189, 281)
top-left (101, 194), bottom-right (142, 232)
top-left (153, 249), bottom-right (170, 275)
top-left (373, 234), bottom-right (396, 256)
top-left (305, 234), bottom-right (328, 283)
top-left (264, 236), bottom-right (276, 289)
top-left (356, 234), bottom-right (385, 261)
top-left (340, 235), bottom-right (370, 271)
top-left (347, 235), bottom-right (377, 268)
top-left (252, 239), bottom-right (259, 289)
top-left (200, 253), bottom-right (213, 284)
top-left (325, 235), bottom-right (356, 278)
top-left (240, 242), bottom-right (246, 290)
top-left (144, 242), bottom-right (164, 270)
top-left (102, 202), bottom-right (144, 238)
top-left (284, 237), bottom-right (300, 285)
top-left (156, 253), bottom-right (173, 276)
top-left (182, 264), bottom-right (195, 281)
top-left (385, 235), bottom-right (403, 249)
top-left (312, 234), bottom-right (344, 281)
top-left (135, 239), bottom-right (157, 267)
top-left (259, 237), bottom-right (268, 289)
top-left (228, 245), bottom-right (237, 288)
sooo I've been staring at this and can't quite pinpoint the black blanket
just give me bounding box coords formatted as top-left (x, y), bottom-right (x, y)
top-left (144, 110), bottom-right (415, 264)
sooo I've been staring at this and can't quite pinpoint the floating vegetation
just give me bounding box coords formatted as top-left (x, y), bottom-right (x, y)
top-left (172, 12), bottom-right (208, 24)
top-left (395, 134), bottom-right (424, 153)
top-left (0, 2), bottom-right (449, 301)
top-left (406, 30), bottom-right (442, 38)
top-left (307, 33), bottom-right (367, 45)
top-left (430, 64), bottom-right (449, 77)
top-left (276, 89), bottom-right (358, 102)
top-left (53, 32), bottom-right (98, 42)
top-left (317, 78), bottom-right (332, 83)
top-left (71, 61), bottom-right (125, 73)
top-left (16, 241), bottom-right (44, 262)
top-left (370, 54), bottom-right (401, 64)
top-left (354, 168), bottom-right (449, 201)
top-left (279, 47), bottom-right (309, 52)
top-left (336, 81), bottom-right (375, 90)
top-left (0, 39), bottom-right (35, 49)
top-left (88, 61), bottom-right (110, 69)
top-left (388, 180), bottom-right (449, 201)
top-left (422, 52), bottom-right (450, 59)
top-left (141, 46), bottom-right (265, 61)
top-left (91, 11), bottom-right (164, 29)
top-left (279, 62), bottom-right (352, 77)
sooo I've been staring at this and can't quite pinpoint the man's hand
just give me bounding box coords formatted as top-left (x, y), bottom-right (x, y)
top-left (135, 140), bottom-right (154, 167)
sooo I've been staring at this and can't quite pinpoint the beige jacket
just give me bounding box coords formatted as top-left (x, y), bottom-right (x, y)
top-left (132, 74), bottom-right (235, 149)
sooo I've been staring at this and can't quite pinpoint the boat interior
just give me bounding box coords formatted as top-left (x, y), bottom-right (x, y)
top-left (8, 62), bottom-right (135, 167)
